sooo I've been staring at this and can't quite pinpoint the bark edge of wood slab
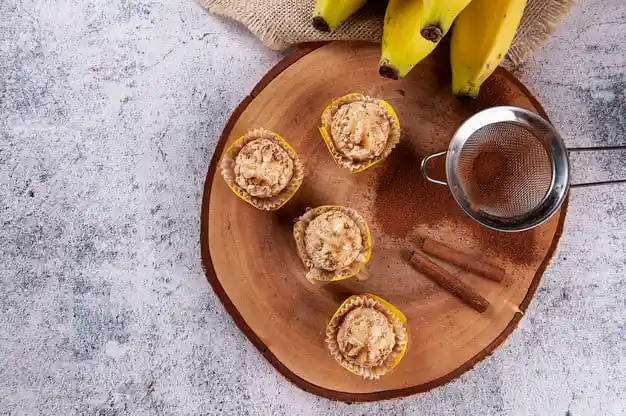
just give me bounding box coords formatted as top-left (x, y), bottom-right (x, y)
top-left (200, 41), bottom-right (568, 402)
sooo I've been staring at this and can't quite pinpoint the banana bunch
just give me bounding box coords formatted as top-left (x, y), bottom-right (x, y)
top-left (381, 0), bottom-right (526, 96)
top-left (312, 0), bottom-right (526, 97)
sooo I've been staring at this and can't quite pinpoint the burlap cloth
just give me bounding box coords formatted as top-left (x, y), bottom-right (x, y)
top-left (200, 0), bottom-right (574, 67)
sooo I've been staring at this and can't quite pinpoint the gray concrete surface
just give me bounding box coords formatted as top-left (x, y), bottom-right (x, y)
top-left (1, 0), bottom-right (624, 414)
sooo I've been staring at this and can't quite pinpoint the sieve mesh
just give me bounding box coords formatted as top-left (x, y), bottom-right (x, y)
top-left (455, 121), bottom-right (554, 218)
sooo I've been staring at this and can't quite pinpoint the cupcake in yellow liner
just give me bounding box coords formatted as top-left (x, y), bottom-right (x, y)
top-left (319, 93), bottom-right (401, 173)
top-left (293, 205), bottom-right (372, 283)
top-left (326, 294), bottom-right (408, 380)
top-left (220, 128), bottom-right (304, 211)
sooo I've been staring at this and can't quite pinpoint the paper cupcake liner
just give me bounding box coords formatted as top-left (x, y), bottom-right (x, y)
top-left (220, 128), bottom-right (304, 211)
top-left (293, 205), bottom-right (372, 283)
top-left (319, 93), bottom-right (401, 173)
top-left (326, 294), bottom-right (409, 380)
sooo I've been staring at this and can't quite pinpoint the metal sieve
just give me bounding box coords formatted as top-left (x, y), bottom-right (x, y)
top-left (421, 106), bottom-right (626, 232)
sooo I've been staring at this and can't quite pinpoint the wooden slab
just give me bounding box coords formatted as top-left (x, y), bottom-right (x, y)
top-left (200, 41), bottom-right (567, 402)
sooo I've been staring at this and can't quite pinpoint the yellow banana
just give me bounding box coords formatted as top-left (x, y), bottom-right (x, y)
top-left (451, 0), bottom-right (527, 97)
top-left (380, 0), bottom-right (472, 80)
top-left (312, 0), bottom-right (368, 32)
top-left (379, 0), bottom-right (434, 79)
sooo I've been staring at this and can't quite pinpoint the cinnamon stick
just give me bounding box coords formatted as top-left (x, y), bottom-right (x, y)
top-left (408, 250), bottom-right (490, 313)
top-left (422, 238), bottom-right (505, 283)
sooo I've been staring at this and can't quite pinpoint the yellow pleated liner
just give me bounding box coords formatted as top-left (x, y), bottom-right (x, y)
top-left (293, 205), bottom-right (372, 283)
top-left (319, 93), bottom-right (401, 173)
top-left (220, 128), bottom-right (304, 211)
top-left (326, 294), bottom-right (409, 380)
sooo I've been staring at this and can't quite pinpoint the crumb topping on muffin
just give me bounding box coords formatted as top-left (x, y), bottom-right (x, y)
top-left (336, 306), bottom-right (396, 368)
top-left (330, 100), bottom-right (391, 162)
top-left (304, 210), bottom-right (363, 271)
top-left (234, 138), bottom-right (294, 198)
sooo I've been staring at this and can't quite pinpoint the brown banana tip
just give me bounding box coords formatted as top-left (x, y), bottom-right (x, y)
top-left (311, 16), bottom-right (331, 32)
top-left (379, 65), bottom-right (400, 80)
top-left (421, 25), bottom-right (444, 42)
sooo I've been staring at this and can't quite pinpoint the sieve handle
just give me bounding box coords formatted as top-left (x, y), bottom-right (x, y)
top-left (568, 145), bottom-right (626, 188)
top-left (421, 151), bottom-right (448, 186)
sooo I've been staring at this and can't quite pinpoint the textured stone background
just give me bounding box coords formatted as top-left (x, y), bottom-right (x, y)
top-left (1, 0), bottom-right (624, 414)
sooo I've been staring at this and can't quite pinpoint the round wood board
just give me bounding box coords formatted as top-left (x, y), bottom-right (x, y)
top-left (200, 41), bottom-right (567, 402)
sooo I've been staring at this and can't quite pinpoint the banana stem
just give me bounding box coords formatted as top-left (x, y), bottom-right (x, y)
top-left (379, 64), bottom-right (400, 80)
top-left (421, 25), bottom-right (444, 42)
top-left (312, 16), bottom-right (331, 32)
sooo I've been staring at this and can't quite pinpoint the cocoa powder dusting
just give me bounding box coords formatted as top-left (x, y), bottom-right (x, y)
top-left (373, 141), bottom-right (538, 265)
top-left (373, 142), bottom-right (449, 237)
top-left (470, 151), bottom-right (509, 213)
top-left (474, 151), bottom-right (506, 185)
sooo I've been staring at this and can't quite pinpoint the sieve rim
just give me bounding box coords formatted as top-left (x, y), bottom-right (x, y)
top-left (445, 106), bottom-right (570, 232)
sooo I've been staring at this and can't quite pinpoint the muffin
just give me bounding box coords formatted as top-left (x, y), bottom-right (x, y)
top-left (319, 93), bottom-right (401, 172)
top-left (326, 294), bottom-right (408, 379)
top-left (293, 205), bottom-right (372, 283)
top-left (220, 128), bottom-right (304, 210)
